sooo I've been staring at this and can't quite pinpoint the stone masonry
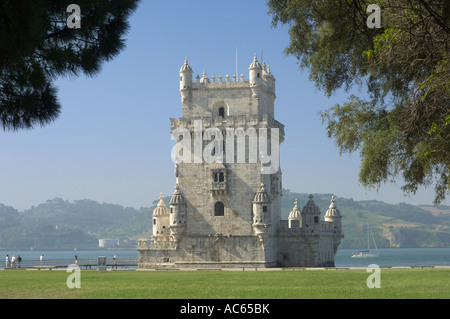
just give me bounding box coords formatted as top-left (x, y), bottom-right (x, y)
top-left (137, 55), bottom-right (343, 269)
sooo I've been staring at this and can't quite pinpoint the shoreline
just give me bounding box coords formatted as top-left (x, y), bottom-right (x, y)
top-left (2, 265), bottom-right (450, 271)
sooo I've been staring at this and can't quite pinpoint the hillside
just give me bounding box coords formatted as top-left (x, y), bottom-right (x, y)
top-left (1, 190), bottom-right (449, 250)
top-left (0, 198), bottom-right (153, 250)
top-left (281, 190), bottom-right (450, 249)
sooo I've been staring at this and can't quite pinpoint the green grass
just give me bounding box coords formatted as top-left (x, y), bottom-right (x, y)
top-left (0, 268), bottom-right (449, 299)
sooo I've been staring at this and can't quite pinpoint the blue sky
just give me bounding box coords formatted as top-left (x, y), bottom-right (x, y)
top-left (1, 1), bottom-right (447, 211)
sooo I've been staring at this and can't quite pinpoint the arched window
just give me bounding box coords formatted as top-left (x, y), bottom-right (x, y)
top-left (219, 172), bottom-right (224, 182)
top-left (214, 201), bottom-right (224, 216)
top-left (219, 107), bottom-right (225, 118)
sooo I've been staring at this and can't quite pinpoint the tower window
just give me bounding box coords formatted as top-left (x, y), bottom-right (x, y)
top-left (211, 169), bottom-right (227, 195)
top-left (212, 170), bottom-right (226, 185)
top-left (213, 172), bottom-right (225, 183)
top-left (314, 216), bottom-right (319, 223)
top-left (219, 107), bottom-right (225, 118)
top-left (214, 201), bottom-right (225, 216)
top-left (257, 73), bottom-right (260, 78)
top-left (180, 76), bottom-right (182, 81)
top-left (263, 206), bottom-right (267, 213)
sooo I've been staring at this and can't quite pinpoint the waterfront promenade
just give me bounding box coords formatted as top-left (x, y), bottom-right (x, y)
top-left (2, 257), bottom-right (138, 270)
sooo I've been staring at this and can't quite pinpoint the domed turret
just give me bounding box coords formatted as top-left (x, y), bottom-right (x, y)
top-left (252, 183), bottom-right (271, 235)
top-left (324, 196), bottom-right (342, 232)
top-left (301, 194), bottom-right (321, 232)
top-left (169, 183), bottom-right (185, 206)
top-left (169, 184), bottom-right (186, 240)
top-left (179, 57), bottom-right (193, 73)
top-left (153, 193), bottom-right (170, 216)
top-left (249, 54), bottom-right (262, 70)
top-left (152, 193), bottom-right (170, 237)
top-left (288, 199), bottom-right (301, 228)
top-left (179, 57), bottom-right (193, 102)
top-left (253, 183), bottom-right (270, 203)
top-left (249, 54), bottom-right (262, 97)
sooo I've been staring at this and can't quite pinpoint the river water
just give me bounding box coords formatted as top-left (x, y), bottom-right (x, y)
top-left (336, 248), bottom-right (450, 268)
top-left (1, 248), bottom-right (449, 268)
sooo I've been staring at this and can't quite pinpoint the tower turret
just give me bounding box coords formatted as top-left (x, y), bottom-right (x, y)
top-left (301, 194), bottom-right (321, 233)
top-left (288, 198), bottom-right (301, 228)
top-left (325, 196), bottom-right (343, 255)
top-left (179, 57), bottom-right (193, 102)
top-left (152, 193), bottom-right (170, 237)
top-left (169, 183), bottom-right (186, 242)
top-left (248, 54), bottom-right (262, 98)
top-left (252, 183), bottom-right (271, 236)
top-left (324, 196), bottom-right (342, 233)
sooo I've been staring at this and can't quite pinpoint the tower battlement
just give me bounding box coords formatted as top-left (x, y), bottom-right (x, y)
top-left (178, 55), bottom-right (277, 126)
top-left (186, 63), bottom-right (275, 96)
top-left (179, 55), bottom-right (275, 108)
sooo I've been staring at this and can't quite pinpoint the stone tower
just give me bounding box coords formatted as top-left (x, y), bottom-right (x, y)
top-left (137, 55), bottom-right (343, 269)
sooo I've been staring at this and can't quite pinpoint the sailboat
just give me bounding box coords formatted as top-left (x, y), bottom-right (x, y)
top-left (351, 224), bottom-right (379, 258)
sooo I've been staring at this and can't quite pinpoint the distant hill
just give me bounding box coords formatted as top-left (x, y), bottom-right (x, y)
top-left (1, 190), bottom-right (449, 250)
top-left (0, 198), bottom-right (153, 250)
top-left (281, 190), bottom-right (450, 249)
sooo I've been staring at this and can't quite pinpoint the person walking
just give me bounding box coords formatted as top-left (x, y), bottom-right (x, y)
top-left (17, 256), bottom-right (22, 268)
top-left (40, 254), bottom-right (44, 266)
top-left (5, 255), bottom-right (10, 269)
top-left (11, 255), bottom-right (16, 268)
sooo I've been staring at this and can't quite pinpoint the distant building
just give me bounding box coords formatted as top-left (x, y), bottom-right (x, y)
top-left (138, 56), bottom-right (343, 269)
top-left (98, 239), bottom-right (119, 248)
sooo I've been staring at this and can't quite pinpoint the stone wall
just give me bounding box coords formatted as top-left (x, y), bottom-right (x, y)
top-left (138, 234), bottom-right (278, 269)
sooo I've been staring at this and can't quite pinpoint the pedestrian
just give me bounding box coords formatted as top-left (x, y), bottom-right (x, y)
top-left (40, 254), bottom-right (44, 266)
top-left (113, 253), bottom-right (117, 269)
top-left (17, 256), bottom-right (22, 268)
top-left (5, 255), bottom-right (10, 269)
top-left (75, 255), bottom-right (78, 265)
top-left (11, 255), bottom-right (16, 268)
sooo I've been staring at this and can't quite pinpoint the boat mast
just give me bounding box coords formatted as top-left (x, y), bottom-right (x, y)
top-left (370, 225), bottom-right (379, 253)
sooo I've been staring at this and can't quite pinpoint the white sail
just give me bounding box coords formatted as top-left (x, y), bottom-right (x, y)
top-left (351, 224), bottom-right (379, 258)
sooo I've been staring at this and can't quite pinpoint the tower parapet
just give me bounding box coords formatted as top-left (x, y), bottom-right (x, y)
top-left (178, 55), bottom-right (276, 120)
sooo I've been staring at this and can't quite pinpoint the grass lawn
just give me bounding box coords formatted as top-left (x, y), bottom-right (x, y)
top-left (0, 268), bottom-right (449, 299)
